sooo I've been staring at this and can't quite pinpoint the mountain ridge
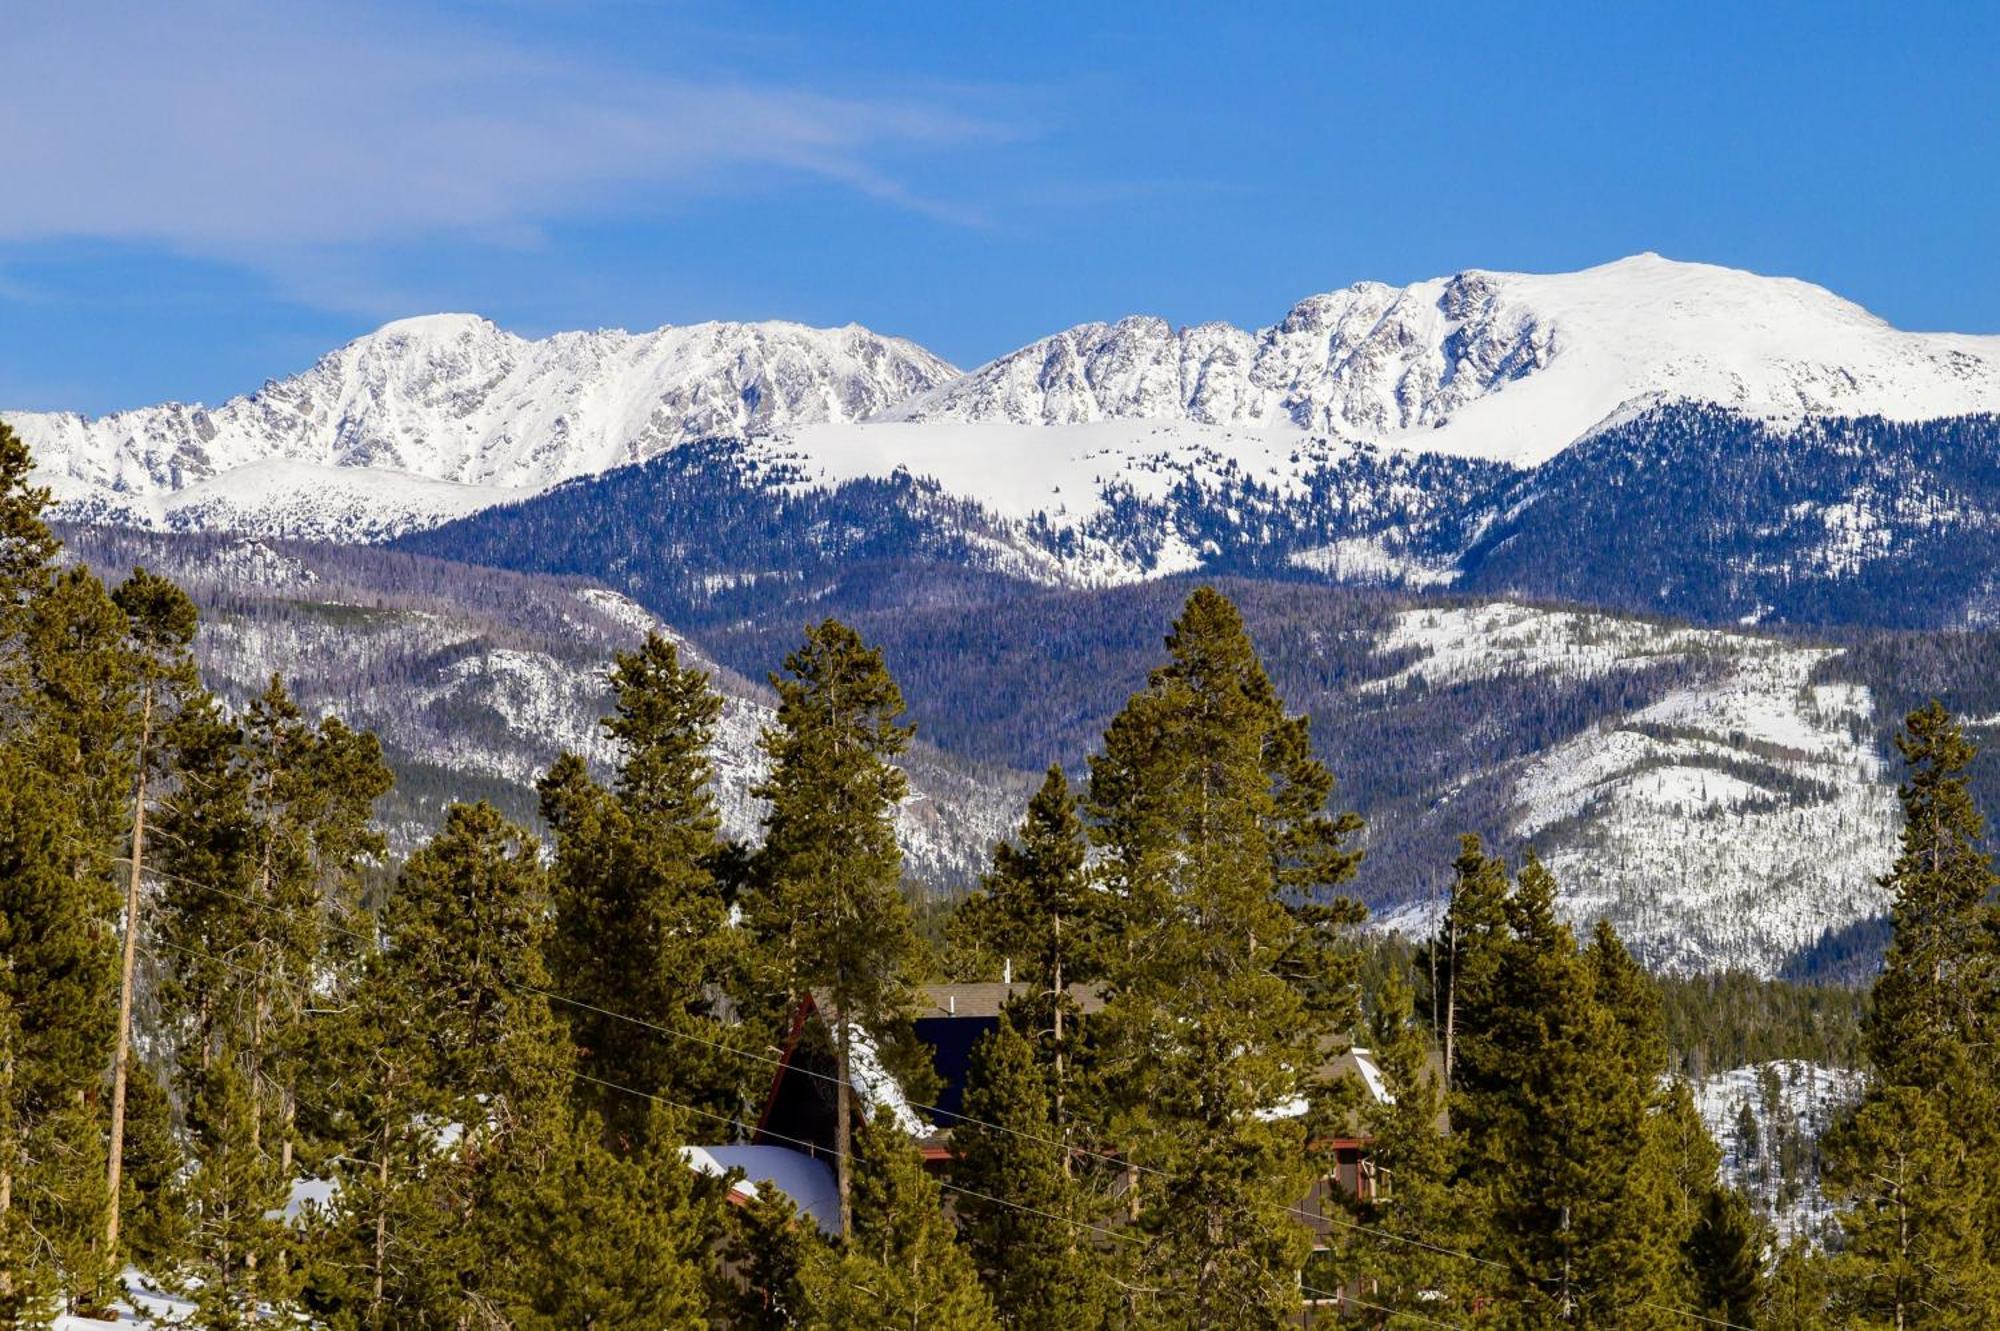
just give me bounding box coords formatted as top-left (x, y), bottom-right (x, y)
top-left (14, 254), bottom-right (2000, 548)
top-left (12, 312), bottom-right (957, 503)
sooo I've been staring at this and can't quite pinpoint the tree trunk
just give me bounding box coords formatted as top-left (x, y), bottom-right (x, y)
top-left (104, 684), bottom-right (153, 1259)
top-left (1442, 909), bottom-right (1459, 1092)
top-left (1052, 933), bottom-right (1071, 1183)
top-left (372, 1130), bottom-right (390, 1328)
top-left (835, 1011), bottom-right (853, 1239)
top-left (1, 1046), bottom-right (12, 1303)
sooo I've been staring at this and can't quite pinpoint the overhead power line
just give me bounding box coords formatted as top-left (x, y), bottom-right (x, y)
top-left (117, 852), bottom-right (1759, 1331)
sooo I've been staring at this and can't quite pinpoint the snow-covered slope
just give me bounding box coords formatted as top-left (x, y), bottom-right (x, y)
top-left (1369, 604), bottom-right (1898, 975)
top-left (885, 254), bottom-right (2000, 465)
top-left (1696, 1060), bottom-right (1865, 1246)
top-left (61, 529), bottom-right (1029, 886)
top-left (13, 314), bottom-right (954, 524)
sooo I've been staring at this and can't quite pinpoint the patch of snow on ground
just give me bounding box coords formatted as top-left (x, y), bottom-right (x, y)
top-left (1288, 535), bottom-right (1458, 587)
top-left (1363, 603), bottom-right (1716, 695)
top-left (51, 1273), bottom-right (194, 1329)
top-left (573, 586), bottom-right (668, 638)
top-left (1695, 1060), bottom-right (1865, 1247)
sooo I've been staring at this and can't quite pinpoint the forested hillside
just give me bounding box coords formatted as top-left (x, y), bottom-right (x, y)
top-left (72, 519), bottom-right (2000, 981)
top-left (57, 525), bottom-right (1032, 887)
top-left (388, 406), bottom-right (2000, 631)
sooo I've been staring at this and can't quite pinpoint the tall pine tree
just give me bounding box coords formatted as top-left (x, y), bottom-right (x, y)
top-left (1085, 586), bottom-right (1362, 1328)
top-left (1824, 1086), bottom-right (1992, 1329)
top-left (1826, 703), bottom-right (2000, 1327)
top-left (0, 754), bottom-right (109, 1324)
top-left (307, 803), bottom-right (570, 1327)
top-left (102, 567), bottom-right (200, 1266)
top-left (0, 458), bottom-right (128, 1318)
top-left (954, 766), bottom-right (1101, 1153)
top-left (745, 619), bottom-right (924, 1238)
top-left (1867, 702), bottom-right (1998, 1093)
top-left (952, 1014), bottom-right (1110, 1331)
top-left (1439, 851), bottom-right (1691, 1328)
top-left (539, 632), bottom-right (742, 1140)
top-left (153, 676), bottom-right (391, 1322)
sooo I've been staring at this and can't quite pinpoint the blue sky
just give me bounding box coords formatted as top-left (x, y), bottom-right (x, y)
top-left (3, 0), bottom-right (1996, 414)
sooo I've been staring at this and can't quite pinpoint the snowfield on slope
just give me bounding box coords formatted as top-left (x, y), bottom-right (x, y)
top-left (1369, 604), bottom-right (1897, 976)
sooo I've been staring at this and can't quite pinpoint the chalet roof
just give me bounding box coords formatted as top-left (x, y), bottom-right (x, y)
top-left (681, 1144), bottom-right (839, 1234)
top-left (771, 986), bottom-right (1449, 1147)
top-left (1317, 1045), bottom-right (1451, 1136)
top-left (913, 982), bottom-right (1107, 1020)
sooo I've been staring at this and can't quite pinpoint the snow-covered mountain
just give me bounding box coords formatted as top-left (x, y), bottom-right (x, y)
top-left (879, 253), bottom-right (2000, 462)
top-left (12, 314), bottom-right (955, 523)
top-left (13, 254), bottom-right (2000, 549)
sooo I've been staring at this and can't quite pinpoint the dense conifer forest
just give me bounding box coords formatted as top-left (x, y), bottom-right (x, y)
top-left (7, 413), bottom-right (2000, 1328)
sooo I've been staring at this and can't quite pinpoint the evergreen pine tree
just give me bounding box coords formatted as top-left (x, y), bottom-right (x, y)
top-left (484, 1105), bottom-right (714, 1331)
top-left (153, 677), bottom-right (391, 1319)
top-left (1823, 1086), bottom-right (1994, 1329)
top-left (1645, 1076), bottom-right (1765, 1322)
top-left (1828, 703), bottom-right (2000, 1322)
top-left (1426, 835), bottom-right (1513, 1112)
top-left (1084, 587), bottom-right (1362, 1328)
top-left (799, 1110), bottom-right (999, 1331)
top-left (954, 765), bottom-right (1100, 1149)
top-left (952, 1014), bottom-right (1109, 1331)
top-left (114, 1063), bottom-right (186, 1288)
top-left (1444, 852), bottom-right (1691, 1328)
top-left (0, 419), bottom-right (58, 706)
top-left (308, 803), bottom-right (571, 1328)
top-left (1759, 1237), bottom-right (1833, 1331)
top-left (0, 755), bottom-right (112, 1324)
top-left (539, 633), bottom-right (742, 1141)
top-left (102, 567), bottom-right (200, 1266)
top-left (1687, 1185), bottom-right (1765, 1329)
top-left (745, 619), bottom-right (924, 1238)
top-left (716, 1188), bottom-right (820, 1330)
top-left (179, 1053), bottom-right (288, 1329)
top-left (1867, 702), bottom-right (1998, 1093)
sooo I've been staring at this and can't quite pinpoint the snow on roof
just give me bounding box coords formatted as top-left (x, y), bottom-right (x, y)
top-left (1350, 1048), bottom-right (1391, 1106)
top-left (682, 1144), bottom-right (841, 1235)
top-left (847, 1025), bottom-right (928, 1137)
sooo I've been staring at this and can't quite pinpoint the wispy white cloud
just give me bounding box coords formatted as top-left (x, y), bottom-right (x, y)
top-left (0, 0), bottom-right (1011, 299)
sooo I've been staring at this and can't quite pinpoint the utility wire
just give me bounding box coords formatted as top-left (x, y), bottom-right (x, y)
top-left (128, 853), bottom-right (1476, 1265)
top-left (120, 852), bottom-right (1759, 1331)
